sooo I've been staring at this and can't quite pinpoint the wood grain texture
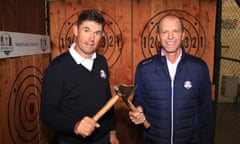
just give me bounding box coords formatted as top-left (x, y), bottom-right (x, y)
top-left (0, 0), bottom-right (52, 143)
top-left (48, 0), bottom-right (216, 143)
top-left (0, 0), bottom-right (216, 143)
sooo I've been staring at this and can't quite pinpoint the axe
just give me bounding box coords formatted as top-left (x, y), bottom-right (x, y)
top-left (92, 85), bottom-right (134, 122)
top-left (114, 85), bottom-right (151, 129)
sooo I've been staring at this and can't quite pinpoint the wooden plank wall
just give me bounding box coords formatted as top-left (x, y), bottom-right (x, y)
top-left (49, 0), bottom-right (217, 144)
top-left (0, 0), bottom-right (217, 143)
top-left (0, 0), bottom-right (52, 143)
top-left (50, 0), bottom-right (216, 84)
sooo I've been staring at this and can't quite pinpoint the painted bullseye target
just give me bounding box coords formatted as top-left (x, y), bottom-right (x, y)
top-left (141, 9), bottom-right (206, 58)
top-left (59, 10), bottom-right (123, 68)
top-left (8, 66), bottom-right (43, 144)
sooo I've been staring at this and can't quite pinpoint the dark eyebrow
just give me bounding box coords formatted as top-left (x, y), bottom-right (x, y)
top-left (82, 26), bottom-right (90, 30)
top-left (95, 30), bottom-right (103, 33)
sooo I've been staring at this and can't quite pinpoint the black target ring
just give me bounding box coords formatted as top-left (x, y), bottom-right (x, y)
top-left (58, 10), bottom-right (123, 68)
top-left (8, 66), bottom-right (43, 144)
top-left (141, 9), bottom-right (206, 58)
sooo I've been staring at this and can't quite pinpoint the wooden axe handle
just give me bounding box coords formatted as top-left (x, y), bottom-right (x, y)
top-left (92, 95), bottom-right (119, 121)
top-left (127, 99), bottom-right (151, 129)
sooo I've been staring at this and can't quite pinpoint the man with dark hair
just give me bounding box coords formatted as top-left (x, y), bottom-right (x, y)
top-left (129, 15), bottom-right (213, 144)
top-left (40, 9), bottom-right (119, 144)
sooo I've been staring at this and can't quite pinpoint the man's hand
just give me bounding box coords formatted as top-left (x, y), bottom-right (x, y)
top-left (74, 116), bottom-right (100, 137)
top-left (129, 106), bottom-right (146, 125)
top-left (110, 130), bottom-right (119, 144)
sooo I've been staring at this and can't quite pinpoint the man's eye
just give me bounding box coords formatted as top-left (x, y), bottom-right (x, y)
top-left (173, 29), bottom-right (179, 33)
top-left (95, 31), bottom-right (102, 35)
top-left (161, 31), bottom-right (168, 34)
top-left (84, 29), bottom-right (89, 32)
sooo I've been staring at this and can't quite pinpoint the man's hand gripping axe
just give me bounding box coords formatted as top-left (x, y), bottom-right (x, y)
top-left (114, 85), bottom-right (151, 129)
top-left (92, 85), bottom-right (134, 122)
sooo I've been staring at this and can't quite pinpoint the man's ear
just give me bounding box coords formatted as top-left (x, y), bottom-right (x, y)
top-left (101, 31), bottom-right (105, 37)
top-left (181, 31), bottom-right (185, 41)
top-left (157, 34), bottom-right (160, 42)
top-left (156, 34), bottom-right (161, 50)
top-left (73, 24), bottom-right (78, 37)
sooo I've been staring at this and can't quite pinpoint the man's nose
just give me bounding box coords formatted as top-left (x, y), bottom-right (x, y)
top-left (89, 32), bottom-right (95, 40)
top-left (168, 32), bottom-right (173, 39)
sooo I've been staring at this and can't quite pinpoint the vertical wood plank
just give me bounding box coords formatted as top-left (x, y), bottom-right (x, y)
top-left (49, 1), bottom-right (67, 59)
top-left (199, 0), bottom-right (217, 81)
top-left (0, 59), bottom-right (13, 144)
top-left (1, 0), bottom-right (18, 31)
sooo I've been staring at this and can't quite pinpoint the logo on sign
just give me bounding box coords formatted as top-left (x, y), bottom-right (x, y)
top-left (0, 33), bottom-right (14, 55)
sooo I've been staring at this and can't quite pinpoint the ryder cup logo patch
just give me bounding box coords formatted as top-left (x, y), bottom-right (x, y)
top-left (184, 81), bottom-right (192, 89)
top-left (100, 69), bottom-right (107, 79)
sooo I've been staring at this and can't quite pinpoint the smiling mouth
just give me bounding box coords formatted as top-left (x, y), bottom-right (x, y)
top-left (85, 43), bottom-right (94, 47)
top-left (167, 41), bottom-right (175, 45)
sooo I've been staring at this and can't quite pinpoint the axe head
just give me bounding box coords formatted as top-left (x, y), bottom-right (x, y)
top-left (114, 85), bottom-right (136, 101)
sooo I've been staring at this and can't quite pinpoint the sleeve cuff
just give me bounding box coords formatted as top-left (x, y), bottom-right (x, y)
top-left (110, 130), bottom-right (116, 134)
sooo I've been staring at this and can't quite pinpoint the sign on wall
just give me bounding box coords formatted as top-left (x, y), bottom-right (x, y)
top-left (0, 31), bottom-right (50, 59)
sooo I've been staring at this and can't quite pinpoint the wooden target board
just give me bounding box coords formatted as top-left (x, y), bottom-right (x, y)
top-left (58, 10), bottom-right (123, 68)
top-left (0, 56), bottom-right (51, 144)
top-left (50, 0), bottom-right (216, 86)
top-left (48, 0), bottom-right (216, 143)
top-left (141, 9), bottom-right (207, 58)
top-left (7, 66), bottom-right (43, 144)
top-left (49, 0), bottom-right (133, 86)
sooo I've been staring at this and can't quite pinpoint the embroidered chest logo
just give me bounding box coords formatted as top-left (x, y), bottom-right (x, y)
top-left (100, 69), bottom-right (107, 79)
top-left (184, 81), bottom-right (192, 89)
